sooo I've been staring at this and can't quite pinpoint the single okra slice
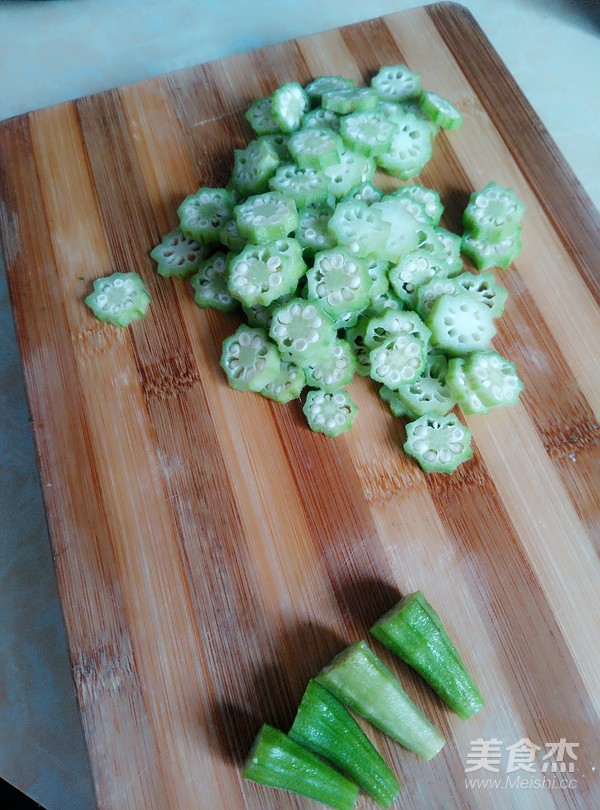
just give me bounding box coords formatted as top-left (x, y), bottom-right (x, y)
top-left (229, 138), bottom-right (280, 198)
top-left (290, 679), bottom-right (401, 809)
top-left (391, 184), bottom-right (444, 226)
top-left (464, 350), bottom-right (524, 408)
top-left (303, 389), bottom-right (358, 437)
top-left (296, 201), bottom-right (337, 257)
top-left (190, 251), bottom-right (239, 313)
top-left (150, 228), bottom-right (210, 279)
top-left (302, 107), bottom-right (341, 131)
top-left (404, 412), bottom-right (473, 473)
top-left (376, 113), bottom-right (434, 180)
top-left (364, 309), bottom-right (431, 350)
top-left (419, 91), bottom-right (464, 130)
top-left (370, 197), bottom-right (421, 262)
top-left (322, 86), bottom-right (378, 115)
top-left (366, 289), bottom-right (405, 319)
top-left (369, 333), bottom-right (427, 389)
top-left (269, 298), bottom-right (337, 366)
top-left (304, 338), bottom-right (356, 392)
top-left (227, 238), bottom-right (306, 307)
top-left (461, 227), bottom-right (523, 271)
top-left (288, 126), bottom-right (344, 170)
top-left (258, 132), bottom-right (291, 161)
top-left (305, 75), bottom-right (355, 106)
top-left (427, 292), bottom-right (497, 355)
top-left (446, 357), bottom-right (491, 415)
top-left (463, 181), bottom-right (525, 237)
top-left (307, 248), bottom-right (373, 320)
top-left (388, 248), bottom-right (451, 309)
top-left (371, 64), bottom-right (422, 102)
top-left (85, 272), bottom-right (150, 327)
top-left (415, 276), bottom-right (459, 320)
top-left (234, 191), bottom-right (299, 244)
top-left (272, 82), bottom-right (310, 133)
top-left (323, 149), bottom-right (376, 199)
top-left (341, 181), bottom-right (385, 206)
top-left (220, 324), bottom-right (281, 392)
top-left (316, 640), bottom-right (445, 761)
top-left (178, 186), bottom-right (235, 243)
top-left (452, 271), bottom-right (509, 318)
top-left (339, 110), bottom-right (395, 158)
top-left (242, 293), bottom-right (293, 330)
top-left (245, 95), bottom-right (281, 135)
top-left (371, 592), bottom-right (484, 719)
top-left (259, 358), bottom-right (306, 403)
top-left (243, 724), bottom-right (359, 810)
top-left (327, 199), bottom-right (391, 258)
top-left (269, 163), bottom-right (331, 208)
top-left (394, 353), bottom-right (456, 417)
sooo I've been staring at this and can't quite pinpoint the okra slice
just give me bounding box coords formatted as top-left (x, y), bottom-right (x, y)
top-left (234, 191), bottom-right (299, 244)
top-left (369, 333), bottom-right (427, 389)
top-left (304, 339), bottom-right (356, 392)
top-left (364, 309), bottom-right (431, 350)
top-left (446, 357), bottom-right (491, 415)
top-left (371, 64), bottom-right (422, 102)
top-left (322, 86), bottom-right (378, 115)
top-left (376, 113), bottom-right (434, 180)
top-left (323, 149), bottom-right (376, 199)
top-left (453, 271), bottom-right (509, 318)
top-left (229, 138), bottom-right (280, 197)
top-left (269, 298), bottom-right (337, 366)
top-left (394, 353), bottom-right (456, 417)
top-left (366, 258), bottom-right (391, 301)
top-left (269, 163), bottom-right (331, 208)
top-left (305, 75), bottom-right (355, 106)
top-left (366, 289), bottom-right (405, 319)
top-left (434, 227), bottom-right (463, 277)
top-left (327, 199), bottom-right (391, 258)
top-left (245, 95), bottom-right (280, 135)
top-left (243, 724), bottom-right (359, 810)
top-left (85, 272), bottom-right (150, 328)
top-left (371, 592), bottom-right (484, 719)
top-left (342, 181), bottom-right (385, 206)
top-left (303, 389), bottom-right (358, 437)
top-left (307, 248), bottom-right (373, 320)
top-left (316, 640), bottom-right (445, 761)
top-left (220, 324), bottom-right (281, 392)
top-left (403, 412), bottom-right (473, 473)
top-left (288, 126), bottom-right (344, 170)
top-left (391, 184), bottom-right (444, 226)
top-left (388, 248), bottom-right (451, 309)
top-left (290, 680), bottom-right (401, 809)
top-left (379, 384), bottom-right (416, 418)
top-left (190, 251), bottom-right (238, 313)
top-left (258, 133), bottom-right (291, 162)
top-left (303, 107), bottom-right (341, 131)
top-left (345, 319), bottom-right (372, 377)
top-left (415, 276), bottom-right (459, 320)
top-left (296, 201), bottom-right (337, 257)
top-left (464, 350), bottom-right (524, 408)
top-left (218, 216), bottom-right (247, 253)
top-left (461, 227), bottom-right (523, 271)
top-left (463, 181), bottom-right (525, 237)
top-left (427, 292), bottom-right (496, 355)
top-left (419, 91), bottom-right (464, 130)
top-left (259, 358), bottom-right (306, 403)
top-left (242, 294), bottom-right (293, 330)
top-left (177, 186), bottom-right (235, 243)
top-left (339, 110), bottom-right (395, 157)
top-left (150, 228), bottom-right (210, 279)
top-left (272, 82), bottom-right (310, 133)
top-left (227, 238), bottom-right (306, 307)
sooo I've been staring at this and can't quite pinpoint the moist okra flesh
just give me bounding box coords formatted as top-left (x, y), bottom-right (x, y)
top-left (371, 592), bottom-right (484, 719)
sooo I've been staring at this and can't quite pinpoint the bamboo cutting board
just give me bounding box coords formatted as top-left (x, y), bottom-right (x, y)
top-left (1, 4), bottom-right (599, 809)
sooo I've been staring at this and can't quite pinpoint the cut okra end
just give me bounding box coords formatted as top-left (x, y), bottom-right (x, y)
top-left (403, 412), bottom-right (473, 474)
top-left (85, 272), bottom-right (151, 328)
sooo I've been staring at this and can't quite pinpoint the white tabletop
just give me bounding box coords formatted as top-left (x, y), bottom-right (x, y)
top-left (0, 1), bottom-right (598, 807)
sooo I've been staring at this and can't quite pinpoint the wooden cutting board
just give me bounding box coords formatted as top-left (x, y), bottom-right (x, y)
top-left (1, 4), bottom-right (599, 808)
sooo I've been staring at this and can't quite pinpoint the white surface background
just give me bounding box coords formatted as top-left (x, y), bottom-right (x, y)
top-left (0, 1), bottom-right (598, 808)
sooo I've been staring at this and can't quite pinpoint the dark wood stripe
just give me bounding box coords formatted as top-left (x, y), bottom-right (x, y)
top-left (427, 2), bottom-right (600, 303)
